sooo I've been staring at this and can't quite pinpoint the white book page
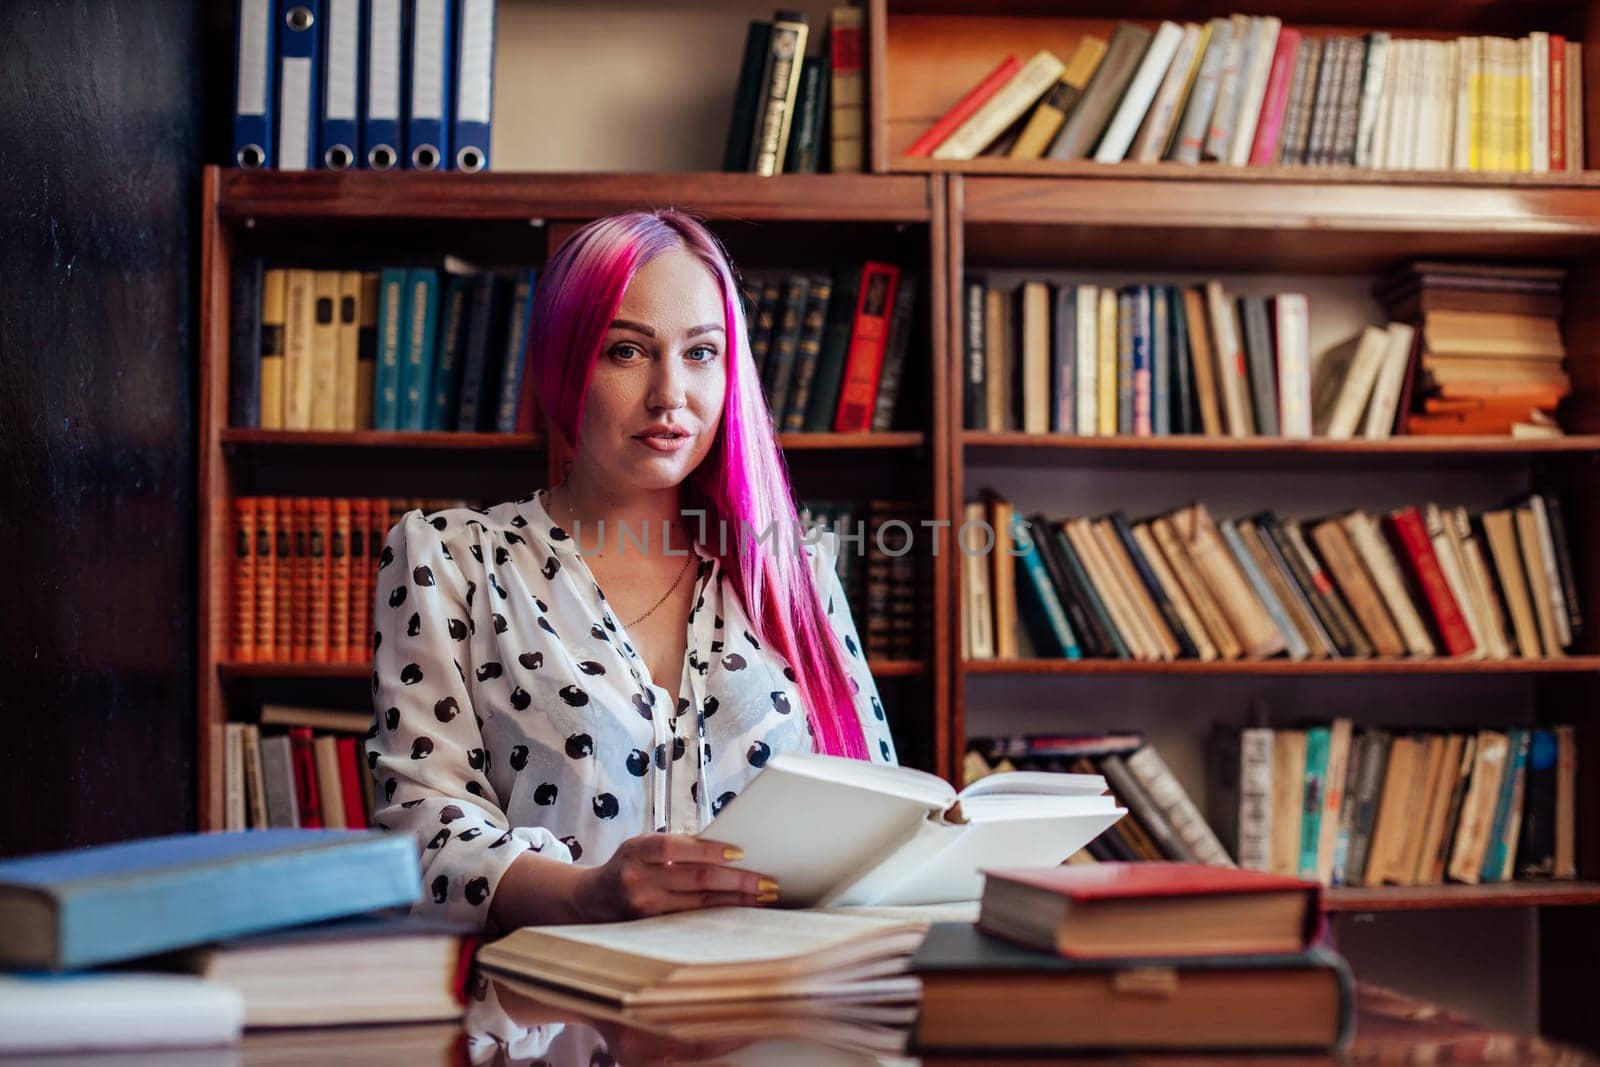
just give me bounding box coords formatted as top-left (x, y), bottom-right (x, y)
top-left (957, 770), bottom-right (1108, 800)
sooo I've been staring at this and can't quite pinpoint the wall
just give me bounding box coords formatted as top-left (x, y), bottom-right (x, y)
top-left (0, 2), bottom-right (210, 855)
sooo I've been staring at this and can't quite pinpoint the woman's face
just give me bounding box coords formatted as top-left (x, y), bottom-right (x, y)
top-left (577, 246), bottom-right (730, 496)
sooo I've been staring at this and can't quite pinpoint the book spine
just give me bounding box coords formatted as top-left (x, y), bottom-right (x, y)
top-left (1535, 494), bottom-right (1581, 645)
top-left (1249, 28), bottom-right (1301, 164)
top-left (307, 498), bottom-right (330, 663)
top-left (1355, 33), bottom-right (1391, 166)
top-left (309, 271), bottom-right (340, 430)
top-left (329, 498), bottom-right (350, 665)
top-left (786, 275), bottom-right (836, 432)
top-left (1151, 287), bottom-right (1171, 437)
top-left (1481, 729), bottom-right (1529, 882)
top-left (287, 726), bottom-right (323, 828)
top-left (828, 7), bottom-right (864, 172)
top-left (832, 263), bottom-right (900, 433)
top-left (429, 273), bottom-right (471, 432)
top-left (1227, 17), bottom-right (1282, 166)
top-left (1240, 295), bottom-right (1279, 436)
top-left (1126, 744), bottom-right (1236, 865)
top-left (1032, 514), bottom-right (1104, 657)
top-left (1202, 16), bottom-right (1251, 161)
top-left (495, 268), bottom-right (537, 434)
top-left (1239, 727), bottom-right (1275, 870)
top-left (355, 272), bottom-right (378, 430)
top-left (1131, 286), bottom-right (1153, 435)
top-left (1516, 729), bottom-right (1557, 877)
top-left (724, 20), bottom-right (772, 171)
top-left (337, 735), bottom-right (369, 829)
top-left (1550, 36), bottom-right (1567, 172)
top-left (1117, 289), bottom-right (1135, 435)
top-left (804, 270), bottom-right (861, 431)
top-left (252, 496), bottom-right (276, 663)
top-left (764, 275), bottom-right (811, 418)
top-left (289, 498), bottom-right (310, 662)
top-left (1095, 22), bottom-right (1184, 164)
top-left (962, 277), bottom-right (987, 430)
top-left (1012, 512), bottom-right (1081, 658)
top-left (1344, 731), bottom-right (1391, 885)
top-left (1274, 294), bottom-right (1312, 437)
top-left (400, 269), bottom-right (439, 432)
top-left (1345, 511), bottom-right (1436, 656)
top-left (749, 13), bottom-right (809, 175)
top-left (937, 51), bottom-right (1066, 162)
top-left (282, 269), bottom-right (315, 430)
top-left (1384, 507), bottom-right (1476, 656)
top-left (232, 497), bottom-right (257, 662)
top-left (1052, 284), bottom-right (1076, 433)
top-left (906, 54), bottom-right (1020, 157)
top-left (1131, 23), bottom-right (1203, 163)
top-left (1052, 525), bottom-right (1130, 659)
top-left (783, 55), bottom-right (827, 173)
top-left (1264, 516), bottom-right (1358, 657)
top-left (1172, 18), bottom-right (1232, 164)
top-left (1299, 727), bottom-right (1330, 878)
top-left (346, 498), bottom-right (368, 663)
top-left (373, 268), bottom-right (407, 430)
top-left (1220, 518), bottom-right (1305, 658)
top-left (1099, 752), bottom-right (1195, 860)
top-left (1110, 512), bottom-right (1198, 658)
top-left (229, 258), bottom-right (264, 428)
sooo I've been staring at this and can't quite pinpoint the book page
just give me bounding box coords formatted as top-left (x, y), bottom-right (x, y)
top-left (957, 770), bottom-right (1109, 800)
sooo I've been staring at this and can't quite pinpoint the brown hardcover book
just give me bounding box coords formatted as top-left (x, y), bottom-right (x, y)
top-left (1167, 503), bottom-right (1283, 658)
top-left (1362, 733), bottom-right (1419, 887)
top-left (1067, 519), bottom-right (1154, 661)
top-left (1307, 518), bottom-right (1404, 657)
top-left (233, 497), bottom-right (257, 662)
top-left (1045, 22), bottom-right (1154, 160)
top-left (259, 269), bottom-right (287, 430)
top-left (1426, 734), bottom-right (1477, 885)
top-left (1554, 724), bottom-right (1577, 878)
top-left (348, 498), bottom-right (371, 664)
top-left (1149, 516), bottom-right (1243, 659)
top-left (1412, 733), bottom-right (1467, 886)
top-left (985, 286), bottom-right (1011, 431)
top-left (1093, 518), bottom-right (1179, 660)
top-left (1340, 511), bottom-right (1436, 657)
top-left (313, 734), bottom-right (347, 830)
top-left (1133, 522), bottom-right (1218, 661)
top-left (1238, 519), bottom-right (1330, 658)
top-left (1182, 287), bottom-right (1223, 435)
top-left (1270, 729), bottom-right (1306, 877)
top-left (828, 7), bottom-right (865, 173)
top-left (1446, 730), bottom-right (1509, 884)
top-left (987, 493), bottom-right (1018, 660)
top-left (274, 497), bottom-right (295, 661)
top-left (329, 499), bottom-right (351, 666)
top-left (1019, 281), bottom-right (1051, 433)
top-left (253, 495), bottom-right (276, 663)
top-left (1477, 512), bottom-right (1535, 656)
top-left (1515, 506), bottom-right (1563, 657)
top-left (1397, 734), bottom-right (1448, 886)
top-left (307, 498), bottom-right (331, 664)
top-left (290, 498), bottom-right (312, 663)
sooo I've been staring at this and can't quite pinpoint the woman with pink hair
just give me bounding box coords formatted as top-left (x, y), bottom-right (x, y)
top-left (368, 210), bottom-right (896, 931)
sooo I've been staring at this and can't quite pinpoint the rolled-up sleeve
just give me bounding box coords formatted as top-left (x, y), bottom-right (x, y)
top-left (807, 531), bottom-right (899, 765)
top-left (369, 510), bottom-right (570, 925)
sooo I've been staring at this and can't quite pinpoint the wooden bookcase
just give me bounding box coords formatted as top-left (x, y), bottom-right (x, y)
top-left (193, 0), bottom-right (1600, 1046)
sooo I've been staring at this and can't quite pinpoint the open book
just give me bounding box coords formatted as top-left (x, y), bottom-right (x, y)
top-left (699, 753), bottom-right (1125, 907)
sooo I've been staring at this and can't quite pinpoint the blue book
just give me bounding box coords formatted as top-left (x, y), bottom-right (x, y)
top-left (405, 0), bottom-right (455, 169)
top-left (457, 273), bottom-right (510, 432)
top-left (399, 268), bottom-right (440, 431)
top-left (451, 0), bottom-right (496, 172)
top-left (1050, 284), bottom-right (1075, 433)
top-left (1151, 285), bottom-right (1171, 435)
top-left (1116, 289), bottom-right (1134, 435)
top-left (231, 0), bottom-right (276, 167)
top-left (1011, 512), bottom-right (1081, 659)
top-left (428, 270), bottom-right (474, 431)
top-left (319, 0), bottom-right (363, 169)
top-left (1299, 726), bottom-right (1330, 879)
top-left (1131, 285), bottom-right (1152, 435)
top-left (1481, 729), bottom-right (1530, 883)
top-left (373, 267), bottom-right (409, 430)
top-left (362, 0), bottom-right (405, 169)
top-left (274, 0), bottom-right (322, 171)
top-left (0, 830), bottom-right (420, 971)
top-left (493, 267), bottom-right (537, 433)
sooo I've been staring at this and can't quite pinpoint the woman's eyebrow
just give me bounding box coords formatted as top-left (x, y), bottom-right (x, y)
top-left (609, 318), bottom-right (655, 337)
top-left (687, 324), bottom-right (726, 338)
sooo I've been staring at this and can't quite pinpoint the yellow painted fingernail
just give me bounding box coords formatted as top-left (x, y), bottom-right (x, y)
top-left (723, 846), bottom-right (745, 861)
top-left (758, 878), bottom-right (779, 894)
top-left (757, 891), bottom-right (780, 905)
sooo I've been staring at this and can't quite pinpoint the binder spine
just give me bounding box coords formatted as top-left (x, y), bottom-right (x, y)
top-left (363, 0), bottom-right (405, 169)
top-left (319, 0), bottom-right (362, 168)
top-left (233, 0), bottom-right (277, 167)
top-left (452, 0), bottom-right (495, 172)
top-left (406, 0), bottom-right (455, 170)
top-left (275, 0), bottom-right (323, 171)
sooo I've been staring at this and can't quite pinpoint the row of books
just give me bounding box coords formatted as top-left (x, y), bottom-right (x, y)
top-left (965, 493), bottom-right (1583, 662)
top-left (229, 260), bottom-right (535, 434)
top-left (803, 498), bottom-right (924, 663)
top-left (233, 0), bottom-right (497, 172)
top-left (723, 8), bottom-right (864, 175)
top-left (1214, 722), bottom-right (1579, 888)
top-left (223, 708), bottom-right (377, 832)
top-left (0, 830), bottom-right (465, 1049)
top-left (741, 265), bottom-right (916, 434)
top-left (913, 19), bottom-right (1584, 174)
top-left (230, 496), bottom-right (458, 664)
top-left (1377, 261), bottom-right (1570, 437)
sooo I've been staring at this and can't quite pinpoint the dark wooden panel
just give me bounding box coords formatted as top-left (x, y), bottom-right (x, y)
top-left (0, 1), bottom-right (207, 856)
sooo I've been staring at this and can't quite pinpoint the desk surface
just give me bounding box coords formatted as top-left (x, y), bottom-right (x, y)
top-left (233, 981), bottom-right (1594, 1066)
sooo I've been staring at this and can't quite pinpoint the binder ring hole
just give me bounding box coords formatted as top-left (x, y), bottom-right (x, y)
top-left (237, 145), bottom-right (266, 168)
top-left (368, 146), bottom-right (397, 170)
top-left (412, 145), bottom-right (440, 170)
top-left (285, 5), bottom-right (313, 31)
top-left (457, 147), bottom-right (485, 173)
top-left (325, 145), bottom-right (355, 169)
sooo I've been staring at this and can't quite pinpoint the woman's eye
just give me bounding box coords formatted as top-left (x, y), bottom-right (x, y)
top-left (610, 343), bottom-right (643, 361)
top-left (688, 345), bottom-right (718, 363)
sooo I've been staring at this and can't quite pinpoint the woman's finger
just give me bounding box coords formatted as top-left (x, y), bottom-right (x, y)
top-left (655, 861), bottom-right (776, 899)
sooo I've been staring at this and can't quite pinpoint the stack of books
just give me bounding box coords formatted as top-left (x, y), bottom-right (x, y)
top-left (723, 8), bottom-right (866, 174)
top-left (964, 492), bottom-right (1584, 662)
top-left (968, 734), bottom-right (1235, 868)
top-left (740, 264), bottom-right (916, 434)
top-left (0, 831), bottom-right (466, 1054)
top-left (910, 21), bottom-right (1583, 174)
top-left (230, 261), bottom-right (537, 435)
top-left (911, 864), bottom-right (1352, 1052)
top-left (1376, 262), bottom-right (1570, 436)
top-left (1213, 722), bottom-right (1580, 887)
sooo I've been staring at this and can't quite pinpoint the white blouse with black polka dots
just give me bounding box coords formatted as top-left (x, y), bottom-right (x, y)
top-left (367, 488), bottom-right (897, 927)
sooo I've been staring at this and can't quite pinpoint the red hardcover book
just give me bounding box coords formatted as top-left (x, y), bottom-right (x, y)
top-left (308, 498), bottom-right (332, 663)
top-left (1381, 506), bottom-right (1476, 656)
top-left (274, 497), bottom-right (295, 661)
top-left (232, 497), bottom-right (257, 662)
top-left (1550, 36), bottom-right (1568, 172)
top-left (254, 495), bottom-right (276, 664)
top-left (336, 736), bottom-right (369, 829)
top-left (902, 55), bottom-right (1021, 158)
top-left (330, 499), bottom-right (351, 665)
top-left (287, 726), bottom-right (323, 829)
top-left (348, 498), bottom-right (370, 664)
top-left (978, 863), bottom-right (1323, 959)
top-left (831, 262), bottom-right (901, 432)
top-left (1249, 29), bottom-right (1303, 165)
top-left (290, 498), bottom-right (312, 663)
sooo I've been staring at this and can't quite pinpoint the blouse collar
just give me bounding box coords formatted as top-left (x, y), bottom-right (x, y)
top-left (523, 488), bottom-right (716, 565)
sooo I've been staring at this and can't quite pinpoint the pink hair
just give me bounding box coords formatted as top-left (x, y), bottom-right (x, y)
top-left (528, 211), bottom-right (869, 761)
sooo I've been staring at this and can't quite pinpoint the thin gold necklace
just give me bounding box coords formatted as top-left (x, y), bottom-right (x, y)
top-left (552, 486), bottom-right (694, 629)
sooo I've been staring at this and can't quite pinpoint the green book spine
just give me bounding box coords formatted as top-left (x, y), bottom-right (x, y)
top-left (803, 267), bottom-right (862, 432)
top-left (1299, 726), bottom-right (1330, 878)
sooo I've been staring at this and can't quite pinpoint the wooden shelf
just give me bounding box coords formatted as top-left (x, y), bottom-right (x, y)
top-left (900, 157), bottom-right (1600, 187)
top-left (963, 431), bottom-right (1600, 458)
top-left (954, 174), bottom-right (1600, 271)
top-left (1326, 881), bottom-right (1600, 912)
top-left (963, 656), bottom-right (1600, 676)
top-left (220, 659), bottom-right (928, 682)
top-left (220, 428), bottom-right (926, 454)
top-left (213, 169), bottom-right (935, 223)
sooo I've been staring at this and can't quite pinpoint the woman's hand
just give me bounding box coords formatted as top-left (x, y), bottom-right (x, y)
top-left (571, 833), bottom-right (778, 921)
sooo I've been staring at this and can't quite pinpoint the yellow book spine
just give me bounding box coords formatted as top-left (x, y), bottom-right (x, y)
top-left (309, 271), bottom-right (341, 431)
top-left (335, 271), bottom-right (361, 431)
top-left (1008, 37), bottom-right (1107, 160)
top-left (1096, 288), bottom-right (1117, 436)
top-left (1468, 37), bottom-right (1483, 172)
top-left (282, 269), bottom-right (315, 431)
top-left (1518, 36), bottom-right (1532, 171)
top-left (258, 269), bottom-right (287, 430)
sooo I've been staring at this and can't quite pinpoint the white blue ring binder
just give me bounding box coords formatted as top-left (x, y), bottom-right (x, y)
top-left (457, 146), bottom-right (486, 172)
